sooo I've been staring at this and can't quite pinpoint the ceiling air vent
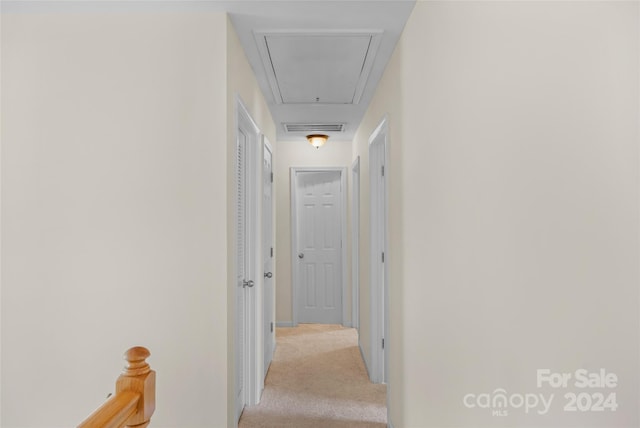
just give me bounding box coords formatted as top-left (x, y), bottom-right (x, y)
top-left (284, 123), bottom-right (345, 133)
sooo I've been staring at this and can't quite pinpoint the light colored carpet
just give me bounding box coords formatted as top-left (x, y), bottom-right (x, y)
top-left (239, 324), bottom-right (387, 428)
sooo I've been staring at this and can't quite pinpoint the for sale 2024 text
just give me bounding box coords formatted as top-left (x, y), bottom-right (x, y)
top-left (463, 369), bottom-right (618, 417)
top-left (537, 369), bottom-right (618, 413)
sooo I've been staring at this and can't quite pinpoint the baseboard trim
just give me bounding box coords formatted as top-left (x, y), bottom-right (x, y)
top-left (276, 321), bottom-right (294, 328)
top-left (359, 339), bottom-right (371, 379)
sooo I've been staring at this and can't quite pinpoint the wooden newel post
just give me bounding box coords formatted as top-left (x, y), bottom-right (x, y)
top-left (78, 347), bottom-right (156, 428)
top-left (117, 347), bottom-right (156, 428)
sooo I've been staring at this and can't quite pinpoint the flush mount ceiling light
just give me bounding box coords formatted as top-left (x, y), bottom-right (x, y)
top-left (306, 134), bottom-right (329, 149)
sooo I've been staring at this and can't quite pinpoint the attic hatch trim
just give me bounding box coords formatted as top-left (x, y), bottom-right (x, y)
top-left (253, 29), bottom-right (384, 106)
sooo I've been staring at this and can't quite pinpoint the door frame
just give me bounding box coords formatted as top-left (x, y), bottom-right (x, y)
top-left (290, 167), bottom-right (348, 326)
top-left (234, 95), bottom-right (263, 423)
top-left (369, 116), bottom-right (389, 385)
top-left (351, 157), bottom-right (360, 331)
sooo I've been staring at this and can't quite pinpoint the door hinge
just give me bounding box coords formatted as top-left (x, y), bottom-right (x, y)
top-left (270, 247), bottom-right (274, 258)
top-left (271, 322), bottom-right (274, 333)
top-left (270, 172), bottom-right (274, 183)
top-left (382, 338), bottom-right (385, 349)
top-left (381, 165), bottom-right (385, 177)
top-left (382, 252), bottom-right (385, 263)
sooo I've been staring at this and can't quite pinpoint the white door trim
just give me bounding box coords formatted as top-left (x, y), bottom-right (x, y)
top-left (234, 95), bottom-right (263, 424)
top-left (290, 167), bottom-right (348, 326)
top-left (351, 157), bottom-right (360, 331)
top-left (369, 116), bottom-right (389, 385)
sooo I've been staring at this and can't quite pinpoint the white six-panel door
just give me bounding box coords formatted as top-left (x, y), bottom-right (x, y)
top-left (262, 138), bottom-right (275, 379)
top-left (293, 170), bottom-right (343, 324)
top-left (351, 157), bottom-right (360, 331)
top-left (369, 117), bottom-right (389, 385)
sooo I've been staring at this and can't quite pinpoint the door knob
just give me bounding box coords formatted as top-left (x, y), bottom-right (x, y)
top-left (242, 279), bottom-right (255, 288)
top-left (298, 253), bottom-right (304, 259)
top-left (264, 272), bottom-right (272, 278)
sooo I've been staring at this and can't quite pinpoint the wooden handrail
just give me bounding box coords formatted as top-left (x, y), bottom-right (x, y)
top-left (78, 347), bottom-right (156, 428)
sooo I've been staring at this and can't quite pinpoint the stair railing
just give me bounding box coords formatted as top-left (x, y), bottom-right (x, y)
top-left (78, 347), bottom-right (155, 428)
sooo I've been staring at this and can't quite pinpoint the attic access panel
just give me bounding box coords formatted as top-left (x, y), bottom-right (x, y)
top-left (256, 31), bottom-right (382, 105)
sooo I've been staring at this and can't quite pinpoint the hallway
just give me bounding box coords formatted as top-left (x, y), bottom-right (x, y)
top-left (239, 324), bottom-right (387, 428)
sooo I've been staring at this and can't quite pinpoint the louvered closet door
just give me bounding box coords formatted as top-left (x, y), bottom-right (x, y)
top-left (235, 128), bottom-right (248, 420)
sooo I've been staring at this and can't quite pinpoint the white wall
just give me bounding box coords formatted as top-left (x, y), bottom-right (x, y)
top-left (1, 10), bottom-right (232, 428)
top-left (274, 140), bottom-right (352, 325)
top-left (355, 2), bottom-right (639, 427)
